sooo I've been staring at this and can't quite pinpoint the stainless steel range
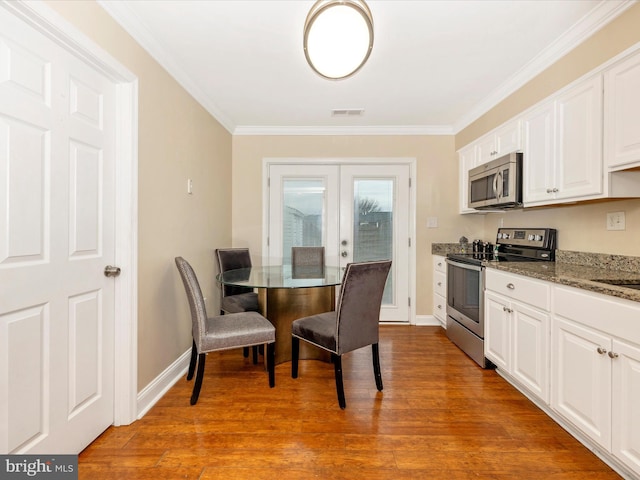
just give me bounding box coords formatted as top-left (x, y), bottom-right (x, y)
top-left (445, 228), bottom-right (557, 368)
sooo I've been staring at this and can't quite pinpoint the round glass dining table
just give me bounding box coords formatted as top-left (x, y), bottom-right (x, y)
top-left (217, 265), bottom-right (344, 364)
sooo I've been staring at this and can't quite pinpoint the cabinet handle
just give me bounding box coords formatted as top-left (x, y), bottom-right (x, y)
top-left (553, 188), bottom-right (559, 193)
top-left (506, 283), bottom-right (515, 290)
top-left (437, 304), bottom-right (442, 309)
top-left (546, 188), bottom-right (553, 194)
top-left (437, 262), bottom-right (442, 267)
top-left (502, 306), bottom-right (513, 313)
top-left (597, 347), bottom-right (607, 355)
top-left (608, 351), bottom-right (619, 359)
top-left (437, 282), bottom-right (442, 287)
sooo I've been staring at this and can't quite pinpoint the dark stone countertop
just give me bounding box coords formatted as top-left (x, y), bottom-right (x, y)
top-left (432, 244), bottom-right (640, 304)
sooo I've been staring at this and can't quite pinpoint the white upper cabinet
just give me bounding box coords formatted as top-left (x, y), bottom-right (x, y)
top-left (458, 143), bottom-right (477, 214)
top-left (522, 100), bottom-right (556, 204)
top-left (604, 51), bottom-right (640, 170)
top-left (523, 75), bottom-right (603, 206)
top-left (477, 119), bottom-right (523, 165)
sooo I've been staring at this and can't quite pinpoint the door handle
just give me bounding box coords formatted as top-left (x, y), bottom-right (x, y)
top-left (341, 251), bottom-right (348, 257)
top-left (104, 265), bottom-right (121, 277)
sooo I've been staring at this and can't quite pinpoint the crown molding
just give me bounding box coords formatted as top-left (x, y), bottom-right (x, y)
top-left (96, 0), bottom-right (237, 133)
top-left (452, 0), bottom-right (637, 134)
top-left (98, 0), bottom-right (635, 138)
top-left (233, 125), bottom-right (455, 136)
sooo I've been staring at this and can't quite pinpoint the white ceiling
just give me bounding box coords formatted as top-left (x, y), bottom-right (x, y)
top-left (98, 0), bottom-right (634, 135)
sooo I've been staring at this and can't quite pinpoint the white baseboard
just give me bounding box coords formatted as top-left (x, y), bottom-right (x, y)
top-left (136, 347), bottom-right (191, 419)
top-left (415, 314), bottom-right (443, 327)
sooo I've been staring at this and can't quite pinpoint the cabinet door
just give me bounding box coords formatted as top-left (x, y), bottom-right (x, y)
top-left (612, 339), bottom-right (640, 476)
top-left (495, 120), bottom-right (522, 157)
top-left (458, 144), bottom-right (477, 214)
top-left (512, 301), bottom-right (549, 403)
top-left (555, 75), bottom-right (603, 200)
top-left (476, 133), bottom-right (496, 166)
top-left (522, 101), bottom-right (556, 204)
top-left (604, 52), bottom-right (640, 170)
top-left (552, 317), bottom-right (611, 450)
top-left (484, 292), bottom-right (510, 370)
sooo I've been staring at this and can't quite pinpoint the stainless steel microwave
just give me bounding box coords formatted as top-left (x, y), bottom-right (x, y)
top-left (468, 152), bottom-right (523, 210)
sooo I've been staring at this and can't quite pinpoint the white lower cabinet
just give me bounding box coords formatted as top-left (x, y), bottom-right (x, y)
top-left (485, 270), bottom-right (550, 403)
top-left (432, 255), bottom-right (447, 327)
top-left (484, 270), bottom-right (640, 478)
top-left (552, 285), bottom-right (640, 478)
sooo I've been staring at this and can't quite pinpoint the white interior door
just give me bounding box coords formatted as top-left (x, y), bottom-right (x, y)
top-left (267, 161), bottom-right (412, 322)
top-left (0, 7), bottom-right (116, 453)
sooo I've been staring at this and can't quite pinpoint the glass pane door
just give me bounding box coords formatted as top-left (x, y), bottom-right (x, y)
top-left (268, 162), bottom-right (410, 322)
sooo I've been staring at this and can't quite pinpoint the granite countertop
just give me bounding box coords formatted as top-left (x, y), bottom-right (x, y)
top-left (432, 244), bottom-right (640, 303)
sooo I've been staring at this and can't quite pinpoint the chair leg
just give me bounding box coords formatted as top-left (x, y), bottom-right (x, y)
top-left (243, 347), bottom-right (250, 358)
top-left (190, 353), bottom-right (206, 405)
top-left (332, 353), bottom-right (346, 409)
top-left (252, 345), bottom-right (259, 364)
top-left (267, 342), bottom-right (275, 388)
top-left (291, 337), bottom-right (300, 378)
top-left (186, 339), bottom-right (198, 381)
top-left (372, 343), bottom-right (383, 391)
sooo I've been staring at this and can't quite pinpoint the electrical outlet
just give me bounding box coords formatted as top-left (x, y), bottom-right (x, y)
top-left (606, 211), bottom-right (625, 231)
top-left (426, 217), bottom-right (438, 228)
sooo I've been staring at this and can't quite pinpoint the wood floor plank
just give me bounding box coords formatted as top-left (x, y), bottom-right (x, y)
top-left (79, 326), bottom-right (623, 479)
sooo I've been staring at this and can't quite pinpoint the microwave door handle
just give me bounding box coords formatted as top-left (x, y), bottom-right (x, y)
top-left (493, 171), bottom-right (503, 200)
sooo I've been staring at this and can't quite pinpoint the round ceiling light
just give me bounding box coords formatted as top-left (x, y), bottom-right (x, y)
top-left (303, 0), bottom-right (374, 80)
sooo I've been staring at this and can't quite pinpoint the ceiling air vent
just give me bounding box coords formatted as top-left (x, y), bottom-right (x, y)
top-left (331, 108), bottom-right (364, 117)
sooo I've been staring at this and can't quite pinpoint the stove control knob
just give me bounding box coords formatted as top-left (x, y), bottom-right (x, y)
top-left (528, 234), bottom-right (535, 241)
top-left (535, 234), bottom-right (543, 241)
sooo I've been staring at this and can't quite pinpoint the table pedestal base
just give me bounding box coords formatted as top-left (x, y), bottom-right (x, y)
top-left (258, 286), bottom-right (334, 364)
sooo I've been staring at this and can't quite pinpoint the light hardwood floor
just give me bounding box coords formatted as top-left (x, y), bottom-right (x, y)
top-left (79, 326), bottom-right (621, 479)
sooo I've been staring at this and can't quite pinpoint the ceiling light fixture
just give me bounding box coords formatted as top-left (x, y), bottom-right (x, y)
top-left (303, 0), bottom-right (374, 80)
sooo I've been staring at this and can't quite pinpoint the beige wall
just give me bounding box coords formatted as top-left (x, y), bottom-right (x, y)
top-left (46, 1), bottom-right (233, 390)
top-left (232, 135), bottom-right (485, 316)
top-left (457, 3), bottom-right (640, 257)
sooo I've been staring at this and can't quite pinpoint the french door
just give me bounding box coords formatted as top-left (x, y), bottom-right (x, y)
top-left (267, 161), bottom-right (413, 322)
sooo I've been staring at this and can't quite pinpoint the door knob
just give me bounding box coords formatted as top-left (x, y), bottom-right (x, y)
top-left (341, 240), bottom-right (348, 246)
top-left (341, 251), bottom-right (348, 257)
top-left (104, 265), bottom-right (121, 277)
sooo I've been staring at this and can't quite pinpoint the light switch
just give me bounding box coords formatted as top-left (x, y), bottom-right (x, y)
top-left (187, 178), bottom-right (193, 195)
top-left (426, 217), bottom-right (438, 228)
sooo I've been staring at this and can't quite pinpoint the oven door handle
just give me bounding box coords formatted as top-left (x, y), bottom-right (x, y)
top-left (445, 258), bottom-right (484, 272)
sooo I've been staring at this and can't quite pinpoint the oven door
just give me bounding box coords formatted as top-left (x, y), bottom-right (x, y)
top-left (446, 258), bottom-right (484, 338)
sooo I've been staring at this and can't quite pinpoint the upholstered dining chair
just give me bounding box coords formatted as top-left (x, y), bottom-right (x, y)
top-left (291, 246), bottom-right (325, 266)
top-left (215, 248), bottom-right (260, 362)
top-left (291, 259), bottom-right (392, 409)
top-left (175, 256), bottom-right (275, 405)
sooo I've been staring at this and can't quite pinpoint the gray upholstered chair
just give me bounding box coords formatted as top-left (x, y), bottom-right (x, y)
top-left (215, 248), bottom-right (260, 362)
top-left (175, 256), bottom-right (275, 405)
top-left (292, 246), bottom-right (325, 279)
top-left (291, 246), bottom-right (325, 266)
top-left (215, 248), bottom-right (259, 314)
top-left (291, 259), bottom-right (392, 409)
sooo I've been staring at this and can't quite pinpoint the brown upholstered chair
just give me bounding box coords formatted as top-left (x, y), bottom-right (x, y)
top-left (291, 246), bottom-right (325, 279)
top-left (175, 256), bottom-right (275, 405)
top-left (291, 260), bottom-right (392, 409)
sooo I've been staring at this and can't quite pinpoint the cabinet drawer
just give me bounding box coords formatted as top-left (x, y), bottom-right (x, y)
top-left (554, 285), bottom-right (640, 345)
top-left (433, 255), bottom-right (446, 273)
top-left (434, 271), bottom-right (446, 297)
top-left (433, 292), bottom-right (446, 322)
top-left (486, 269), bottom-right (550, 310)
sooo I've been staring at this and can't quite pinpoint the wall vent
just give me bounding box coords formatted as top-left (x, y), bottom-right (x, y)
top-left (331, 109), bottom-right (365, 117)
